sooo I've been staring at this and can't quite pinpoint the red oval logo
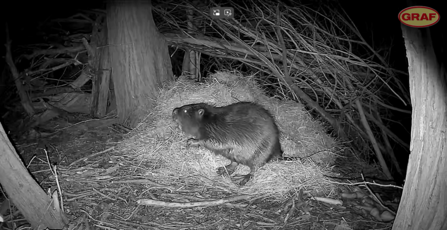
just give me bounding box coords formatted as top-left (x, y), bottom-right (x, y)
top-left (398, 6), bottom-right (440, 28)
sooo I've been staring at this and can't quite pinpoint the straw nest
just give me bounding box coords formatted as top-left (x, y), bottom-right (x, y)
top-left (115, 71), bottom-right (342, 200)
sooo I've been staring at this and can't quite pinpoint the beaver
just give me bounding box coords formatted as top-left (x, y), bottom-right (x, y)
top-left (172, 101), bottom-right (283, 186)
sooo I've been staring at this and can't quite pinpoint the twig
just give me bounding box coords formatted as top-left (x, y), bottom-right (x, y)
top-left (92, 188), bottom-right (116, 201)
top-left (53, 166), bottom-right (64, 212)
top-left (360, 174), bottom-right (396, 215)
top-left (121, 205), bottom-right (140, 221)
top-left (283, 198), bottom-right (295, 224)
top-left (66, 191), bottom-right (96, 201)
top-left (26, 59), bottom-right (79, 76)
top-left (51, 118), bottom-right (104, 135)
top-left (110, 179), bottom-right (169, 187)
top-left (327, 180), bottom-right (403, 189)
top-left (137, 195), bottom-right (251, 208)
top-left (68, 147), bottom-right (115, 167)
top-left (26, 155), bottom-right (37, 168)
top-left (311, 197), bottom-right (343, 205)
top-left (44, 148), bottom-right (65, 212)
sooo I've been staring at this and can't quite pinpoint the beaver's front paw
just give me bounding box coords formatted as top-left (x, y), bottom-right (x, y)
top-left (238, 173), bottom-right (253, 186)
top-left (217, 165), bottom-right (236, 176)
top-left (186, 138), bottom-right (201, 148)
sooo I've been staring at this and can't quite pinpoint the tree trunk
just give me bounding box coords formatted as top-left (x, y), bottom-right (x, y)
top-left (0, 122), bottom-right (66, 229)
top-left (107, 0), bottom-right (173, 127)
top-left (392, 25), bottom-right (447, 229)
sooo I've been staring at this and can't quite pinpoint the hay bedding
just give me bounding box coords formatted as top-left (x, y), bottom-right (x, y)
top-left (116, 71), bottom-right (340, 200)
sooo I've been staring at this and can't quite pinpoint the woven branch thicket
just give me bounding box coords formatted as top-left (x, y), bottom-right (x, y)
top-left (152, 0), bottom-right (409, 177)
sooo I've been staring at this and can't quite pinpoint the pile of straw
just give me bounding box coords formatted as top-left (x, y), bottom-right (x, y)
top-left (116, 71), bottom-right (341, 200)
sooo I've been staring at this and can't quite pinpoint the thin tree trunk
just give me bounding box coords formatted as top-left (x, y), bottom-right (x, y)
top-left (107, 0), bottom-right (173, 127)
top-left (91, 15), bottom-right (111, 118)
top-left (0, 122), bottom-right (66, 229)
top-left (5, 25), bottom-right (34, 115)
top-left (392, 25), bottom-right (447, 230)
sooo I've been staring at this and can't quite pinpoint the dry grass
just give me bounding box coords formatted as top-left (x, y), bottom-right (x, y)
top-left (115, 71), bottom-right (342, 200)
top-left (4, 72), bottom-right (394, 230)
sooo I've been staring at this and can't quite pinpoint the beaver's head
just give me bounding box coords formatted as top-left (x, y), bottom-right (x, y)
top-left (172, 103), bottom-right (209, 139)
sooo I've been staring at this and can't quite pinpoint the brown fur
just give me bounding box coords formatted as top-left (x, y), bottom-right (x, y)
top-left (172, 102), bottom-right (283, 186)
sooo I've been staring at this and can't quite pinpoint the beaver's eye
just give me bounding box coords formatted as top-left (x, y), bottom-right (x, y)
top-left (183, 109), bottom-right (188, 114)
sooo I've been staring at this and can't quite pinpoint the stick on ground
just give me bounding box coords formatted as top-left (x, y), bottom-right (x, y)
top-left (137, 195), bottom-right (251, 208)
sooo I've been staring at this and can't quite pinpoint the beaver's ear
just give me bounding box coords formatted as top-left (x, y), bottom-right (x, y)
top-left (197, 109), bottom-right (205, 117)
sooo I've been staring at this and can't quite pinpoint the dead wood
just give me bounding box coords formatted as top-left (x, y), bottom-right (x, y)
top-left (137, 195), bottom-right (251, 208)
top-left (31, 87), bottom-right (77, 97)
top-left (23, 45), bottom-right (85, 60)
top-left (4, 24), bottom-right (34, 115)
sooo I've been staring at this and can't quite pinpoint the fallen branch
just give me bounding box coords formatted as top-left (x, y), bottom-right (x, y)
top-left (26, 59), bottom-right (80, 76)
top-left (32, 87), bottom-right (77, 97)
top-left (23, 45), bottom-right (85, 60)
top-left (327, 179), bottom-right (403, 189)
top-left (137, 195), bottom-right (251, 208)
top-left (311, 197), bottom-right (343, 206)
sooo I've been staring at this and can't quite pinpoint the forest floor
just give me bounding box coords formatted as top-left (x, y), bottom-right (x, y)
top-left (0, 115), bottom-right (398, 230)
